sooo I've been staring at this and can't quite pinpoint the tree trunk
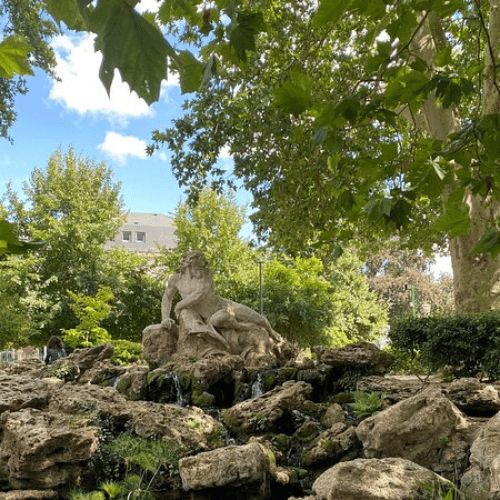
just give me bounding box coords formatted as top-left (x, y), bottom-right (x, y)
top-left (410, 8), bottom-right (500, 312)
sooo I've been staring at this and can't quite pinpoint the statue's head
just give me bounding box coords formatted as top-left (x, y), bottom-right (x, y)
top-left (180, 250), bottom-right (209, 271)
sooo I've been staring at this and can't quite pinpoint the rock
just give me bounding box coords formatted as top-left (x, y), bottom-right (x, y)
top-left (302, 422), bottom-right (360, 466)
top-left (356, 374), bottom-right (441, 402)
top-left (312, 457), bottom-right (455, 500)
top-left (320, 403), bottom-right (346, 428)
top-left (221, 380), bottom-right (313, 436)
top-left (356, 388), bottom-right (474, 478)
top-left (142, 323), bottom-right (179, 369)
top-left (0, 373), bottom-right (62, 413)
top-left (461, 411), bottom-right (500, 500)
top-left (179, 442), bottom-right (273, 490)
top-left (0, 491), bottom-right (57, 500)
top-left (312, 342), bottom-right (394, 374)
top-left (0, 408), bottom-right (99, 489)
top-left (445, 377), bottom-right (500, 415)
top-left (47, 383), bottom-right (225, 452)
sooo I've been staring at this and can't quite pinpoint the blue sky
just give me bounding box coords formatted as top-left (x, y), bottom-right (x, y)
top-left (0, 21), bottom-right (238, 219)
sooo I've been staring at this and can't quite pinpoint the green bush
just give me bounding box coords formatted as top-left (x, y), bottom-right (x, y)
top-left (109, 340), bottom-right (144, 366)
top-left (389, 311), bottom-right (500, 379)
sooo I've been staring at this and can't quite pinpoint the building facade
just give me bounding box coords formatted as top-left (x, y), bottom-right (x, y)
top-left (105, 212), bottom-right (177, 253)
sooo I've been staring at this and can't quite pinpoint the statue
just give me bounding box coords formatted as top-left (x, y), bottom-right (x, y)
top-left (143, 251), bottom-right (284, 367)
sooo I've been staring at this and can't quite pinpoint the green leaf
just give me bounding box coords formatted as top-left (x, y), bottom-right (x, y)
top-left (0, 219), bottom-right (44, 256)
top-left (433, 203), bottom-right (471, 238)
top-left (91, 0), bottom-right (177, 104)
top-left (434, 46), bottom-right (452, 67)
top-left (0, 35), bottom-right (34, 78)
top-left (274, 71), bottom-right (313, 116)
top-left (178, 50), bottom-right (203, 94)
top-left (313, 0), bottom-right (353, 27)
top-left (474, 228), bottom-right (500, 259)
top-left (229, 10), bottom-right (266, 62)
top-left (45, 0), bottom-right (91, 30)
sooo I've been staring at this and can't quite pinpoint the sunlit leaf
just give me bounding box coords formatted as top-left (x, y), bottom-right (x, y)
top-left (0, 35), bottom-right (34, 78)
top-left (313, 0), bottom-right (353, 27)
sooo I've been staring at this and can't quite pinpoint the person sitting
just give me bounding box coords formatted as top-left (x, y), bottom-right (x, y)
top-left (45, 335), bottom-right (67, 364)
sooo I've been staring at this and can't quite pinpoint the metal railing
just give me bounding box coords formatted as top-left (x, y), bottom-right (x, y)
top-left (0, 347), bottom-right (46, 364)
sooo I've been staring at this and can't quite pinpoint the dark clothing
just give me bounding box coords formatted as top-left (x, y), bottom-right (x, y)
top-left (45, 341), bottom-right (66, 364)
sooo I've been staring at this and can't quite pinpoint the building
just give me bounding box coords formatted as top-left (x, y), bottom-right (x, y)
top-left (105, 212), bottom-right (177, 253)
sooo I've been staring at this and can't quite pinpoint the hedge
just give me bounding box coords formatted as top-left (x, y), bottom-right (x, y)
top-left (389, 311), bottom-right (500, 379)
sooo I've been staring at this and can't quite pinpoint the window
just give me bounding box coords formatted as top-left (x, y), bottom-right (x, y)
top-left (136, 231), bottom-right (146, 243)
top-left (122, 231), bottom-right (131, 242)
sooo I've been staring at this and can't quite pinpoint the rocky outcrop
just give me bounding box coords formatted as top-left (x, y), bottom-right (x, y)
top-left (179, 442), bottom-right (274, 491)
top-left (309, 458), bottom-right (455, 500)
top-left (355, 387), bottom-right (475, 478)
top-left (3, 341), bottom-right (500, 499)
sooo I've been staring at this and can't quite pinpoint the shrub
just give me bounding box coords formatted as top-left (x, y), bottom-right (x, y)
top-left (389, 311), bottom-right (500, 379)
top-left (110, 340), bottom-right (144, 366)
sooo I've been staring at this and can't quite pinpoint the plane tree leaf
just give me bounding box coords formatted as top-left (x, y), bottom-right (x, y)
top-left (0, 35), bottom-right (34, 78)
top-left (0, 219), bottom-right (44, 256)
top-left (90, 0), bottom-right (177, 104)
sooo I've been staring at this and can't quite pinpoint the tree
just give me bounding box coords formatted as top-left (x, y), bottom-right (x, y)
top-left (146, 0), bottom-right (500, 314)
top-left (235, 253), bottom-right (388, 348)
top-left (364, 246), bottom-right (454, 324)
top-left (163, 189), bottom-right (387, 346)
top-left (160, 187), bottom-right (255, 297)
top-left (100, 247), bottom-right (165, 342)
top-left (63, 286), bottom-right (114, 348)
top-left (43, 0), bottom-right (500, 313)
top-left (2, 147), bottom-right (125, 338)
top-left (0, 0), bottom-right (58, 140)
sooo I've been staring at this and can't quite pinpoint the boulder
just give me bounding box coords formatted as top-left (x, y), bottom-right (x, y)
top-left (312, 342), bottom-right (394, 374)
top-left (302, 422), bottom-right (360, 466)
top-left (0, 491), bottom-right (57, 500)
top-left (356, 388), bottom-right (474, 478)
top-left (142, 323), bottom-right (179, 369)
top-left (0, 373), bottom-right (62, 413)
top-left (179, 442), bottom-right (273, 491)
top-left (356, 374), bottom-right (441, 402)
top-left (312, 457), bottom-right (455, 500)
top-left (0, 408), bottom-right (99, 489)
top-left (461, 411), bottom-right (500, 500)
top-left (445, 378), bottom-right (500, 415)
top-left (221, 380), bottom-right (313, 436)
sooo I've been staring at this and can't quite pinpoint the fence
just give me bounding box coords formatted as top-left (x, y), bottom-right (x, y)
top-left (0, 347), bottom-right (46, 364)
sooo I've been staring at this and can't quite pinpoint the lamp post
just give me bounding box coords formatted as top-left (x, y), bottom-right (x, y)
top-left (256, 258), bottom-right (264, 315)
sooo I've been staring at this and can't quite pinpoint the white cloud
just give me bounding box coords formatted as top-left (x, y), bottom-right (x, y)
top-left (49, 32), bottom-right (179, 123)
top-left (98, 132), bottom-right (149, 164)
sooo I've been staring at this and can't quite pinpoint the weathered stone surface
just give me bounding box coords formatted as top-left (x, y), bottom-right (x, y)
top-left (47, 383), bottom-right (225, 451)
top-left (356, 388), bottom-right (474, 477)
top-left (302, 422), bottom-right (360, 466)
top-left (112, 366), bottom-right (148, 400)
top-left (179, 442), bottom-right (273, 490)
top-left (0, 408), bottom-right (99, 489)
top-left (445, 378), bottom-right (500, 415)
top-left (0, 491), bottom-right (57, 500)
top-left (142, 323), bottom-right (179, 369)
top-left (0, 372), bottom-right (62, 413)
top-left (312, 458), bottom-right (454, 500)
top-left (356, 374), bottom-right (441, 402)
top-left (312, 341), bottom-right (394, 374)
top-left (461, 411), bottom-right (500, 500)
top-left (221, 380), bottom-right (313, 435)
